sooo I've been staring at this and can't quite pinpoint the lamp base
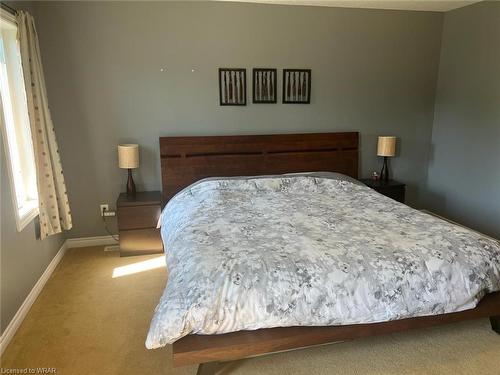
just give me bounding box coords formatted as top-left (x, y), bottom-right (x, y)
top-left (380, 156), bottom-right (389, 182)
top-left (126, 169), bottom-right (136, 196)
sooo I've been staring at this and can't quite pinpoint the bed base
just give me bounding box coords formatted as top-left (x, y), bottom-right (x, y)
top-left (172, 292), bottom-right (500, 374)
top-left (491, 315), bottom-right (500, 333)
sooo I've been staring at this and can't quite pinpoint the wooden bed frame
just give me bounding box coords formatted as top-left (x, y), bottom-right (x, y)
top-left (160, 132), bottom-right (359, 202)
top-left (159, 132), bottom-right (500, 374)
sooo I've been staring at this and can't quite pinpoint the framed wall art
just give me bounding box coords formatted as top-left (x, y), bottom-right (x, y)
top-left (282, 69), bottom-right (311, 104)
top-left (219, 68), bottom-right (246, 106)
top-left (253, 68), bottom-right (277, 103)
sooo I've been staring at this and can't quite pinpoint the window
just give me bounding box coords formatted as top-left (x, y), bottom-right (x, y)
top-left (0, 10), bottom-right (38, 231)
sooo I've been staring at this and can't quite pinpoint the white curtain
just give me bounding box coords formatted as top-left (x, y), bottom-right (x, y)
top-left (16, 11), bottom-right (72, 239)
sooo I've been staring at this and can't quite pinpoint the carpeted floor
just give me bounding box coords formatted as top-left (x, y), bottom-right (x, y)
top-left (1, 246), bottom-right (500, 374)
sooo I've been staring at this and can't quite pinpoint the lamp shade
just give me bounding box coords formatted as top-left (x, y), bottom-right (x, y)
top-left (377, 136), bottom-right (396, 157)
top-left (118, 144), bottom-right (139, 169)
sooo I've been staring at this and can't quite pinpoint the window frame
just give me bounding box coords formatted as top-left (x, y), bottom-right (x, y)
top-left (0, 9), bottom-right (39, 232)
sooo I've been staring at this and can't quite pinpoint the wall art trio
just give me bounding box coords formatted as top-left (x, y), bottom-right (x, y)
top-left (219, 68), bottom-right (311, 106)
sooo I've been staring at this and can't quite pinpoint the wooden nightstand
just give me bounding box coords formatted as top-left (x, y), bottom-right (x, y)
top-left (359, 179), bottom-right (406, 203)
top-left (116, 191), bottom-right (163, 256)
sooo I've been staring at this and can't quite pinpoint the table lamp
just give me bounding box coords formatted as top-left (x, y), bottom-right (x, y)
top-left (377, 136), bottom-right (396, 182)
top-left (118, 144), bottom-right (139, 196)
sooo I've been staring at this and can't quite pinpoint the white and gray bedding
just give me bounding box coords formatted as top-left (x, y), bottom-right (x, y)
top-left (146, 173), bottom-right (500, 348)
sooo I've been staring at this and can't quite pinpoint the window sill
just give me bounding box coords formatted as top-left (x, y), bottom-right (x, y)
top-left (16, 200), bottom-right (39, 232)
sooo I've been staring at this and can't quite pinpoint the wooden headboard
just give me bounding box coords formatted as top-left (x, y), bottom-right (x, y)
top-left (159, 132), bottom-right (358, 203)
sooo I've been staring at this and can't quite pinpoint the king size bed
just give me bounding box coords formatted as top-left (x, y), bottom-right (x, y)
top-left (147, 132), bottom-right (500, 374)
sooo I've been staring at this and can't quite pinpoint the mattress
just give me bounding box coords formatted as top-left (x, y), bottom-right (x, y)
top-left (146, 173), bottom-right (500, 348)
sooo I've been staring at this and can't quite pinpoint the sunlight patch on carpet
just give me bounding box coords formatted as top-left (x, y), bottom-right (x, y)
top-left (112, 256), bottom-right (166, 278)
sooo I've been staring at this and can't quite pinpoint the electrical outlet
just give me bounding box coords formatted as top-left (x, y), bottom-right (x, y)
top-left (100, 204), bottom-right (109, 216)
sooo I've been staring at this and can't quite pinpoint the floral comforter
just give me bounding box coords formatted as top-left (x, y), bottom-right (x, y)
top-left (146, 173), bottom-right (500, 348)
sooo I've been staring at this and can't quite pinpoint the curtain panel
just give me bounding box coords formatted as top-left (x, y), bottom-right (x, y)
top-left (17, 11), bottom-right (72, 239)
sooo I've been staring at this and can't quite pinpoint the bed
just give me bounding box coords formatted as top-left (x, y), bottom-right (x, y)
top-left (150, 132), bottom-right (500, 374)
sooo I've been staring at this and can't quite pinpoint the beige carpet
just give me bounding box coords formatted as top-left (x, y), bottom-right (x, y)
top-left (1, 246), bottom-right (500, 375)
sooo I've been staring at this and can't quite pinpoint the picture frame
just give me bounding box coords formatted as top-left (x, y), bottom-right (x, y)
top-left (282, 69), bottom-right (311, 104)
top-left (253, 68), bottom-right (277, 103)
top-left (219, 68), bottom-right (247, 106)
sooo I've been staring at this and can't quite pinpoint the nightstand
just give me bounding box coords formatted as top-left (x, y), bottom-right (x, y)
top-left (116, 191), bottom-right (163, 256)
top-left (359, 179), bottom-right (406, 203)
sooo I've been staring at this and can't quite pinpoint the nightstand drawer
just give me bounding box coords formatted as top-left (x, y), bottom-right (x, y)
top-left (378, 187), bottom-right (405, 203)
top-left (359, 179), bottom-right (406, 204)
top-left (117, 205), bottom-right (161, 230)
top-left (119, 228), bottom-right (163, 256)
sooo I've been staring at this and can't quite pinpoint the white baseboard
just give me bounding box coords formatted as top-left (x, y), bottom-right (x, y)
top-left (0, 234), bottom-right (120, 356)
top-left (65, 235), bottom-right (118, 249)
top-left (0, 240), bottom-right (68, 356)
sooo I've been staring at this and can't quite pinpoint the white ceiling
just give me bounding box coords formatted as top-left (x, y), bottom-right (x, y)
top-left (216, 0), bottom-right (481, 12)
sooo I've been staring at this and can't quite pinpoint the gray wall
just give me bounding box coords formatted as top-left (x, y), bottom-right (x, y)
top-left (425, 1), bottom-right (500, 239)
top-left (24, 1), bottom-right (443, 238)
top-left (1, 147), bottom-right (65, 334)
